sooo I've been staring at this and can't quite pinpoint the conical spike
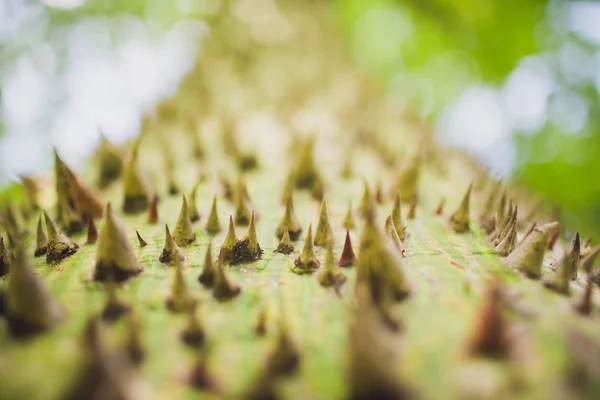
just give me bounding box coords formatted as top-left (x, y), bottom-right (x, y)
top-left (293, 137), bottom-right (324, 200)
top-left (374, 181), bottom-right (384, 204)
top-left (580, 235), bottom-right (594, 258)
top-left (394, 152), bottom-right (420, 203)
top-left (218, 216), bottom-right (238, 264)
top-left (407, 197), bottom-right (417, 220)
top-left (147, 194), bottom-right (159, 224)
top-left (317, 243), bottom-right (346, 287)
top-left (343, 201), bottom-right (356, 230)
top-left (358, 180), bottom-right (375, 219)
top-left (448, 183), bottom-right (472, 233)
top-left (234, 180), bottom-right (251, 226)
top-left (551, 233), bottom-right (581, 281)
top-left (230, 211), bottom-right (263, 264)
top-left (101, 280), bottom-right (131, 322)
top-left (495, 220), bottom-right (517, 257)
top-left (544, 250), bottom-right (572, 296)
top-left (492, 206), bottom-right (518, 246)
top-left (205, 195), bottom-right (222, 235)
top-left (94, 204), bottom-right (144, 281)
top-left (574, 275), bottom-right (594, 316)
top-left (189, 183), bottom-right (201, 222)
top-left (86, 214), bottom-right (98, 245)
top-left (135, 231), bottom-right (148, 248)
top-left (488, 203), bottom-right (514, 243)
top-left (467, 283), bottom-right (510, 358)
top-left (547, 224), bottom-right (560, 251)
top-left (314, 197), bottom-right (333, 247)
top-left (59, 197), bottom-right (85, 235)
top-left (159, 224), bottom-right (186, 266)
top-left (385, 215), bottom-right (406, 254)
top-left (519, 222), bottom-right (537, 245)
top-left (198, 241), bottom-right (216, 287)
top-left (339, 230), bottom-right (357, 267)
top-left (356, 211), bottom-right (411, 302)
top-left (496, 191), bottom-right (507, 225)
top-left (275, 226), bottom-right (295, 254)
top-left (124, 312), bottom-right (145, 366)
top-left (505, 221), bottom-right (558, 279)
top-left (188, 352), bottom-right (219, 393)
top-left (281, 170), bottom-right (295, 205)
top-left (5, 248), bottom-right (66, 338)
top-left (188, 117), bottom-right (205, 160)
top-left (479, 180), bottom-right (502, 233)
top-left (0, 237), bottom-right (10, 277)
top-left (580, 244), bottom-right (600, 273)
top-left (122, 145), bottom-right (151, 213)
top-left (68, 172), bottom-right (103, 220)
top-left (44, 210), bottom-right (78, 262)
top-left (391, 193), bottom-right (407, 240)
top-left (97, 135), bottom-right (123, 188)
top-left (213, 261), bottom-right (241, 301)
top-left (166, 264), bottom-right (193, 313)
top-left (181, 300), bottom-right (205, 348)
top-left (293, 224), bottom-right (320, 273)
top-left (34, 215), bottom-right (48, 257)
top-left (276, 195), bottom-right (302, 241)
top-left (173, 195), bottom-right (196, 246)
top-left (433, 197), bottom-right (445, 216)
top-left (54, 150), bottom-right (73, 221)
top-left (266, 319), bottom-right (300, 376)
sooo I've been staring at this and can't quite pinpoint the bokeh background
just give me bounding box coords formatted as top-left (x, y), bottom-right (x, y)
top-left (1, 0), bottom-right (599, 232)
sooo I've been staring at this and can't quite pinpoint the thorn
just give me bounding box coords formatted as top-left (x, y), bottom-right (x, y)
top-left (478, 180), bottom-right (501, 233)
top-left (198, 241), bottom-right (216, 287)
top-left (0, 237), bottom-right (10, 277)
top-left (281, 170), bottom-right (295, 205)
top-left (357, 211), bottom-right (411, 302)
top-left (581, 235), bottom-right (594, 258)
top-left (173, 195), bottom-right (197, 246)
top-left (86, 214), bottom-right (98, 245)
top-left (385, 215), bottom-right (406, 254)
top-left (124, 312), bottom-right (145, 366)
top-left (34, 215), bottom-right (48, 257)
top-left (495, 219), bottom-right (517, 257)
top-left (393, 152), bottom-right (420, 203)
top-left (218, 216), bottom-right (238, 264)
top-left (266, 319), bottom-right (300, 376)
top-left (391, 193), bottom-right (407, 240)
top-left (293, 224), bottom-right (320, 273)
top-left (547, 224), bottom-right (560, 251)
top-left (276, 195), bottom-right (302, 241)
top-left (100, 280), bottom-right (131, 322)
top-left (159, 224), bottom-right (186, 266)
top-left (358, 180), bottom-right (376, 219)
top-left (234, 182), bottom-right (251, 226)
top-left (544, 249), bottom-right (572, 296)
top-left (519, 222), bottom-right (537, 245)
top-left (231, 211), bottom-right (263, 264)
top-left (147, 194), bottom-right (159, 225)
top-left (254, 305), bottom-right (267, 336)
top-left (275, 226), bottom-right (295, 254)
top-left (189, 183), bottom-right (201, 222)
top-left (339, 230), bottom-right (357, 267)
top-left (492, 205), bottom-right (518, 247)
top-left (136, 231), bottom-right (148, 248)
top-left (68, 171), bottom-right (104, 220)
top-left (97, 135), bottom-right (123, 188)
top-left (314, 197), bottom-right (333, 247)
top-left (94, 204), bottom-right (144, 281)
top-left (580, 244), bottom-right (600, 274)
top-left (188, 118), bottom-right (205, 160)
top-left (374, 181), bottom-right (384, 204)
top-left (317, 243), bottom-right (346, 287)
top-left (181, 300), bottom-right (205, 348)
top-left (433, 197), bottom-right (445, 216)
top-left (448, 183), bottom-right (472, 233)
top-left (505, 221), bottom-right (558, 279)
top-left (44, 210), bottom-right (79, 262)
top-left (213, 260), bottom-right (241, 301)
top-left (166, 264), bottom-right (193, 313)
top-left (188, 351), bottom-right (219, 393)
top-left (551, 233), bottom-right (580, 281)
top-left (205, 195), bottom-right (222, 235)
top-left (343, 201), bottom-right (356, 230)
top-left (574, 275), bottom-right (594, 316)
top-left (407, 196), bottom-right (417, 220)
top-left (59, 197), bottom-right (85, 235)
top-left (4, 248), bottom-right (66, 338)
top-left (293, 137), bottom-right (324, 200)
top-left (496, 191), bottom-right (507, 226)
top-left (122, 145), bottom-right (151, 213)
top-left (467, 283), bottom-right (510, 358)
